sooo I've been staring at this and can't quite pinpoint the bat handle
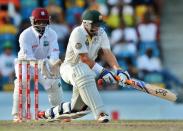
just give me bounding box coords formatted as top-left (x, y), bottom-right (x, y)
top-left (98, 76), bottom-right (134, 88)
top-left (125, 79), bottom-right (133, 85)
top-left (114, 76), bottom-right (133, 85)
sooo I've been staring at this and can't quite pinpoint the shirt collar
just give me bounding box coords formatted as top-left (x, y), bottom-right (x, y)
top-left (31, 26), bottom-right (48, 38)
top-left (81, 23), bottom-right (99, 40)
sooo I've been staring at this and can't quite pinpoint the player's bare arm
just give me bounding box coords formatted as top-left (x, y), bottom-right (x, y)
top-left (97, 48), bottom-right (130, 86)
top-left (79, 53), bottom-right (95, 68)
top-left (99, 48), bottom-right (120, 70)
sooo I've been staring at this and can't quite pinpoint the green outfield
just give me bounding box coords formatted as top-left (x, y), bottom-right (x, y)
top-left (0, 120), bottom-right (183, 131)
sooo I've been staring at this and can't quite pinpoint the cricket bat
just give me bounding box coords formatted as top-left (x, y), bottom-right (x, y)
top-left (124, 78), bottom-right (177, 102)
top-left (98, 76), bottom-right (177, 102)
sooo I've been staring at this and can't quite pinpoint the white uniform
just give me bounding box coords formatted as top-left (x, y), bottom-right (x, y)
top-left (12, 26), bottom-right (63, 117)
top-left (60, 24), bottom-right (110, 119)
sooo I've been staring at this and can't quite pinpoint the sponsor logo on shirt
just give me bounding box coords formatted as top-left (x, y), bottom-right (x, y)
top-left (32, 44), bottom-right (38, 48)
top-left (85, 39), bottom-right (89, 46)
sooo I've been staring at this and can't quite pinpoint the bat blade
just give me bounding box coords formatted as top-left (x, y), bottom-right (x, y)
top-left (126, 79), bottom-right (177, 102)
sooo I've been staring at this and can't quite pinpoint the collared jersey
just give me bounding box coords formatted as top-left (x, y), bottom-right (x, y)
top-left (18, 26), bottom-right (60, 60)
top-left (64, 24), bottom-right (110, 64)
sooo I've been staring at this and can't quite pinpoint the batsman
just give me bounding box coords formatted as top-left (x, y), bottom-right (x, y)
top-left (12, 8), bottom-right (63, 122)
top-left (39, 10), bottom-right (131, 123)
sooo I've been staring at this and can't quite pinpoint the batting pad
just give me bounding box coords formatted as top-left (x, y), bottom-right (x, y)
top-left (72, 63), bottom-right (105, 119)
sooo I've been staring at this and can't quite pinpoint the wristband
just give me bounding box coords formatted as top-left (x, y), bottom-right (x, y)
top-left (92, 63), bottom-right (104, 76)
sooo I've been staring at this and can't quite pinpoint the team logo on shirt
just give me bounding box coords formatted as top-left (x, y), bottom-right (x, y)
top-left (93, 37), bottom-right (99, 43)
top-left (75, 43), bottom-right (82, 49)
top-left (5, 62), bottom-right (13, 68)
top-left (43, 41), bottom-right (49, 46)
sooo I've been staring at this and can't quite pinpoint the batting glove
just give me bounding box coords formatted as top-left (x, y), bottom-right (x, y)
top-left (99, 69), bottom-right (117, 84)
top-left (116, 69), bottom-right (130, 87)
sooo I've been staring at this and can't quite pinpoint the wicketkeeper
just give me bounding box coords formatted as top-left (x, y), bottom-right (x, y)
top-left (38, 10), bottom-right (131, 123)
top-left (12, 8), bottom-right (63, 122)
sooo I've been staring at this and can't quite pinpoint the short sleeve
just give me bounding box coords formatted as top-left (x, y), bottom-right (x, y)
top-left (69, 28), bottom-right (88, 55)
top-left (100, 29), bottom-right (111, 49)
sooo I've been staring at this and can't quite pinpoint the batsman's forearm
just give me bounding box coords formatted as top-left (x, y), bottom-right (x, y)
top-left (101, 49), bottom-right (120, 70)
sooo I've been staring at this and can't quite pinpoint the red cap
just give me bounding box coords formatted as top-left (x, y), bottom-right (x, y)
top-left (31, 8), bottom-right (49, 20)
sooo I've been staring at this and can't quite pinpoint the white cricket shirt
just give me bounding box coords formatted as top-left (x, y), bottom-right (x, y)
top-left (64, 24), bottom-right (110, 64)
top-left (18, 26), bottom-right (60, 60)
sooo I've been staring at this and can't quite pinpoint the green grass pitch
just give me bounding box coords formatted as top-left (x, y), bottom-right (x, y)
top-left (1, 120), bottom-right (183, 131)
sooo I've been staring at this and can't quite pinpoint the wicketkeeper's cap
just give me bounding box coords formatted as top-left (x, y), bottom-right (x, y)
top-left (31, 8), bottom-right (49, 20)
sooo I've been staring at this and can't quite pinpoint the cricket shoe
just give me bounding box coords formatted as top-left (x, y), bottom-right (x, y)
top-left (97, 113), bottom-right (109, 123)
top-left (38, 111), bottom-right (71, 122)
